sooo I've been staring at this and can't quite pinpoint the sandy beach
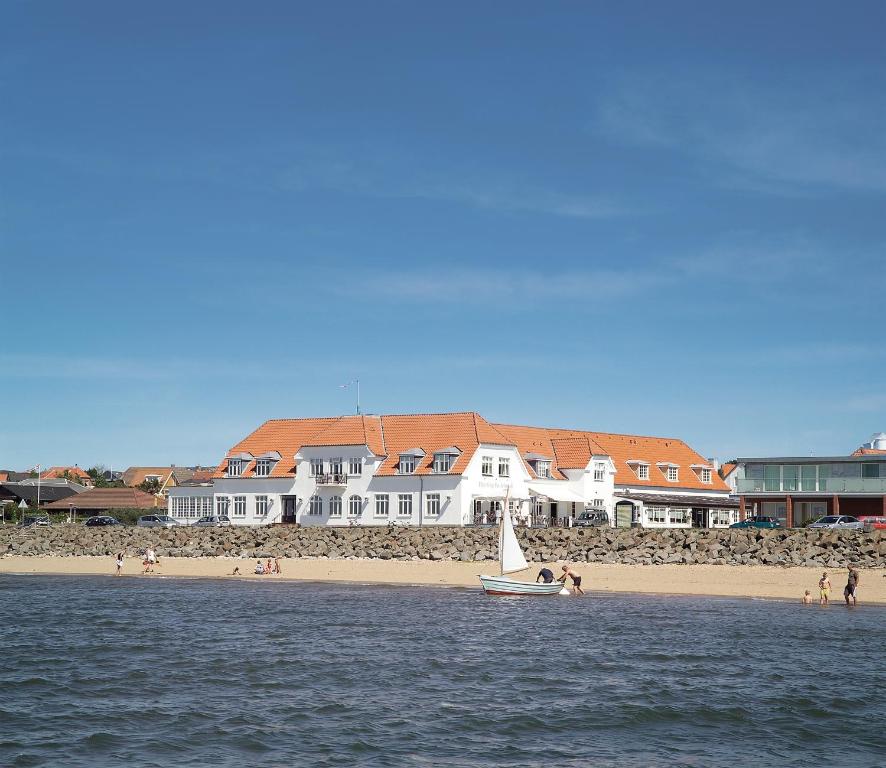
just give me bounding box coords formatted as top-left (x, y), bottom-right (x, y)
top-left (1, 556), bottom-right (884, 603)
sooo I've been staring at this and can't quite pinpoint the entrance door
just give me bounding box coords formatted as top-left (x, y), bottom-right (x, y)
top-left (282, 496), bottom-right (298, 524)
top-left (549, 502), bottom-right (558, 526)
top-left (615, 502), bottom-right (633, 528)
top-left (691, 508), bottom-right (706, 528)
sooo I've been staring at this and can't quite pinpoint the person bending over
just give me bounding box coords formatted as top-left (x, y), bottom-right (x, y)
top-left (536, 567), bottom-right (554, 584)
top-left (558, 565), bottom-right (585, 596)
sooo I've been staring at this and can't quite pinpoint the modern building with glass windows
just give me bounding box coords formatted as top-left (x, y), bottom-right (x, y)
top-left (731, 433), bottom-right (886, 526)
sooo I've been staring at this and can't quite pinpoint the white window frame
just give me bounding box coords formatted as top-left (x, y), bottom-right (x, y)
top-left (535, 460), bottom-right (551, 479)
top-left (433, 453), bottom-right (453, 473)
top-left (374, 494), bottom-right (389, 517)
top-left (399, 455), bottom-right (416, 474)
top-left (255, 495), bottom-right (269, 517)
top-left (425, 493), bottom-right (440, 517)
top-left (397, 493), bottom-right (412, 517)
top-left (711, 509), bottom-right (731, 526)
top-left (668, 506), bottom-right (689, 524)
top-left (498, 457), bottom-right (509, 477)
top-left (308, 495), bottom-right (323, 516)
top-left (255, 459), bottom-right (273, 477)
top-left (233, 496), bottom-right (246, 517)
top-left (216, 496), bottom-right (230, 516)
top-left (637, 464), bottom-right (649, 480)
top-left (309, 459), bottom-right (323, 477)
top-left (481, 456), bottom-right (493, 476)
top-left (348, 495), bottom-right (362, 517)
top-left (594, 462), bottom-right (605, 482)
top-left (348, 457), bottom-right (362, 476)
top-left (701, 468), bottom-right (712, 484)
top-left (330, 457), bottom-right (343, 477)
top-left (667, 466), bottom-right (679, 482)
top-left (227, 459), bottom-right (243, 477)
top-left (648, 505), bottom-right (666, 524)
top-left (329, 495), bottom-right (342, 517)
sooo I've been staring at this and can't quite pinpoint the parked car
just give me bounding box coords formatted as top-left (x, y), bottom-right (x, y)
top-left (858, 515), bottom-right (886, 531)
top-left (574, 510), bottom-right (610, 528)
top-left (193, 515), bottom-right (232, 527)
top-left (729, 515), bottom-right (781, 529)
top-left (137, 514), bottom-right (179, 528)
top-left (84, 516), bottom-right (122, 527)
top-left (19, 514), bottom-right (50, 528)
top-left (807, 515), bottom-right (863, 530)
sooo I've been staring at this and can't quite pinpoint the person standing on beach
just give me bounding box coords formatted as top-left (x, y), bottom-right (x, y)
top-left (536, 567), bottom-right (554, 583)
top-left (818, 572), bottom-right (830, 605)
top-left (844, 567), bottom-right (860, 606)
top-left (274, 558), bottom-right (282, 575)
top-left (558, 565), bottom-right (585, 595)
top-left (114, 552), bottom-right (124, 576)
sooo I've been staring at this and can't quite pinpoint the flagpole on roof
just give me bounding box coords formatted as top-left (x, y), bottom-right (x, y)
top-left (339, 379), bottom-right (361, 415)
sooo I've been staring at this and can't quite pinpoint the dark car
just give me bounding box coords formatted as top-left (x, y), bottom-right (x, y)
top-left (729, 515), bottom-right (781, 529)
top-left (84, 516), bottom-right (122, 527)
top-left (574, 510), bottom-right (610, 528)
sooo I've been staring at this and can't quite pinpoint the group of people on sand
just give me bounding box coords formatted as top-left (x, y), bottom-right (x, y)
top-left (254, 558), bottom-right (282, 575)
top-left (802, 566), bottom-right (860, 606)
top-left (536, 564), bottom-right (584, 595)
top-left (113, 548), bottom-right (159, 576)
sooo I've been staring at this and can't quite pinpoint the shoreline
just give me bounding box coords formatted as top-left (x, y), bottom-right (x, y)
top-left (2, 556), bottom-right (884, 604)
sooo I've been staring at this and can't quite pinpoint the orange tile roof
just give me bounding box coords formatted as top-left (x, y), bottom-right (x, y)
top-left (586, 432), bottom-right (729, 491)
top-left (851, 447), bottom-right (886, 456)
top-left (213, 411), bottom-right (729, 491)
top-left (122, 467), bottom-right (175, 487)
top-left (43, 487), bottom-right (162, 510)
top-left (213, 417), bottom-right (344, 478)
top-left (374, 412), bottom-right (512, 476)
top-left (39, 466), bottom-right (90, 481)
top-left (719, 462), bottom-right (737, 479)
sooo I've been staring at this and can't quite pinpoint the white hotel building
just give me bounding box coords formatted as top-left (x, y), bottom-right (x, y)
top-left (168, 412), bottom-right (736, 529)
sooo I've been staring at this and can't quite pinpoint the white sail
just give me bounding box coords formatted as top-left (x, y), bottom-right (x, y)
top-left (499, 504), bottom-right (528, 575)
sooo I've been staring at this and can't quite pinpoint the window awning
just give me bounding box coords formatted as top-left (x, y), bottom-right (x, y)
top-left (527, 485), bottom-right (587, 504)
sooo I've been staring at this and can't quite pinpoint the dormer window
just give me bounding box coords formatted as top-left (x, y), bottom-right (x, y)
top-left (399, 455), bottom-right (416, 474)
top-left (255, 459), bottom-right (272, 477)
top-left (657, 462), bottom-right (679, 482)
top-left (535, 460), bottom-right (551, 479)
top-left (691, 464), bottom-right (712, 484)
top-left (627, 460), bottom-right (650, 480)
top-left (432, 447), bottom-right (460, 473)
top-left (227, 459), bottom-right (244, 477)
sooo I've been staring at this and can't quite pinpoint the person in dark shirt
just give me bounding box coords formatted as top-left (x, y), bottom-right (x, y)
top-left (844, 567), bottom-right (860, 605)
top-left (536, 567), bottom-right (554, 583)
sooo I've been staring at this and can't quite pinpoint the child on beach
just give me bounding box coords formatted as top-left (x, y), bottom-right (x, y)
top-left (802, 590), bottom-right (812, 604)
top-left (266, 558), bottom-right (274, 575)
top-left (818, 572), bottom-right (830, 605)
top-left (114, 552), bottom-right (124, 576)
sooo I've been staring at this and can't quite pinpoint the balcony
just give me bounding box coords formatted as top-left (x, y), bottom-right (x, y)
top-left (314, 473), bottom-right (347, 486)
top-left (737, 478), bottom-right (886, 494)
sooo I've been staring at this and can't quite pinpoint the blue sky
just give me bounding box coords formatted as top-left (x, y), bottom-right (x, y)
top-left (2, 1), bottom-right (885, 470)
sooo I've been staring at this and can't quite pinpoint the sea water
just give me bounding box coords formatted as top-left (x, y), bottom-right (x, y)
top-left (1, 575), bottom-right (884, 767)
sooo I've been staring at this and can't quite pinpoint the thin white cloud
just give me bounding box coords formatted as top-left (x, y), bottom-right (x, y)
top-left (593, 74), bottom-right (886, 194)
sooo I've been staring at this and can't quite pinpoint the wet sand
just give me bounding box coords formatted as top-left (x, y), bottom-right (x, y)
top-left (1, 556), bottom-right (883, 603)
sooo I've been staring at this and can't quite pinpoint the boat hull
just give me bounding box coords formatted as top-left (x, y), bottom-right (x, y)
top-left (478, 574), bottom-right (564, 596)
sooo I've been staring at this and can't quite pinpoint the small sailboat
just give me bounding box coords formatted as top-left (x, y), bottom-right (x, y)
top-left (478, 497), bottom-right (564, 596)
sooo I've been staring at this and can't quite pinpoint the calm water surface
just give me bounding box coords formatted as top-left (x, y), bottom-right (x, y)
top-left (1, 575), bottom-right (884, 767)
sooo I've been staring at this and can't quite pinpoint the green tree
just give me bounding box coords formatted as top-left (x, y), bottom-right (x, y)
top-left (137, 477), bottom-right (162, 495)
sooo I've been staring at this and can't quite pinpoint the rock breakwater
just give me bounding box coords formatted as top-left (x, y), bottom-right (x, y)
top-left (1, 525), bottom-right (882, 568)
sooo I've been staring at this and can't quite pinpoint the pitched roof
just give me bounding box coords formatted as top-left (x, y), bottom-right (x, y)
top-left (491, 424), bottom-right (605, 479)
top-left (586, 432), bottom-right (729, 491)
top-left (214, 412), bottom-right (513, 478)
top-left (851, 447), bottom-right (886, 456)
top-left (719, 462), bottom-right (738, 479)
top-left (39, 466), bottom-right (91, 481)
top-left (122, 467), bottom-right (175, 487)
top-left (43, 487), bottom-right (161, 510)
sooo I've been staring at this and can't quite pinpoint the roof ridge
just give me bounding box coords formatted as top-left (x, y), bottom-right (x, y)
top-left (492, 421), bottom-right (687, 444)
top-left (376, 414), bottom-right (388, 455)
